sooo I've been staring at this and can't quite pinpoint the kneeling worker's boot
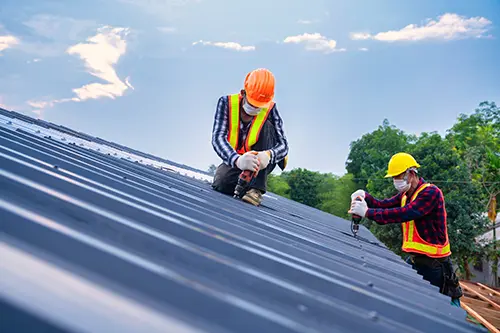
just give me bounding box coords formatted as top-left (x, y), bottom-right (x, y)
top-left (242, 188), bottom-right (263, 206)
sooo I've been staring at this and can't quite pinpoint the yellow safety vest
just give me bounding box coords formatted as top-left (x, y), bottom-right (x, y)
top-left (227, 93), bottom-right (273, 154)
top-left (401, 183), bottom-right (451, 258)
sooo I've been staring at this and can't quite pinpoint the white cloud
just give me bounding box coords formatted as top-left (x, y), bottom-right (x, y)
top-left (157, 26), bottom-right (177, 33)
top-left (282, 33), bottom-right (346, 53)
top-left (67, 26), bottom-right (131, 101)
top-left (32, 109), bottom-right (43, 118)
top-left (27, 100), bottom-right (54, 109)
top-left (27, 26), bottom-right (132, 112)
top-left (0, 35), bottom-right (19, 54)
top-left (125, 77), bottom-right (134, 90)
top-left (350, 13), bottom-right (493, 42)
top-left (350, 32), bottom-right (371, 40)
top-left (192, 40), bottom-right (255, 51)
top-left (359, 47), bottom-right (369, 51)
top-left (27, 97), bottom-right (79, 112)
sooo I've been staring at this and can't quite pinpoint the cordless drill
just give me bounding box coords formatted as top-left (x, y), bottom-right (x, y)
top-left (351, 196), bottom-right (363, 236)
top-left (233, 170), bottom-right (257, 198)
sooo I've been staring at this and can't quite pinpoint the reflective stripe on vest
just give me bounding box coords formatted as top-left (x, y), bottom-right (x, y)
top-left (227, 93), bottom-right (273, 154)
top-left (401, 183), bottom-right (451, 258)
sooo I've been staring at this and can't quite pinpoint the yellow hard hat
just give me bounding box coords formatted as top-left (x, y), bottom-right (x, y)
top-left (384, 152), bottom-right (420, 178)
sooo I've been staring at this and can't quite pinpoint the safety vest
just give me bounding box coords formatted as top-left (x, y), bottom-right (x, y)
top-left (401, 183), bottom-right (451, 258)
top-left (227, 93), bottom-right (273, 154)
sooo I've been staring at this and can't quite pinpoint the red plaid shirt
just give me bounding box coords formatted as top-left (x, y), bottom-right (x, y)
top-left (365, 178), bottom-right (448, 245)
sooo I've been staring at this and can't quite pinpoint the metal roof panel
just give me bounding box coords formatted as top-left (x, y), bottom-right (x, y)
top-left (0, 108), bottom-right (487, 333)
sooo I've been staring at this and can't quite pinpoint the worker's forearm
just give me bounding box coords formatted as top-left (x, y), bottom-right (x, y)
top-left (367, 185), bottom-right (439, 224)
top-left (366, 206), bottom-right (423, 224)
top-left (269, 142), bottom-right (288, 164)
top-left (212, 135), bottom-right (239, 168)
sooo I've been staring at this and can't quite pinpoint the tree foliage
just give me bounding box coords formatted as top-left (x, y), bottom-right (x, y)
top-left (267, 174), bottom-right (291, 199)
top-left (282, 168), bottom-right (324, 208)
top-left (207, 164), bottom-right (217, 176)
top-left (446, 101), bottom-right (499, 282)
top-left (316, 173), bottom-right (358, 219)
top-left (346, 119), bottom-right (416, 190)
top-left (446, 101), bottom-right (499, 208)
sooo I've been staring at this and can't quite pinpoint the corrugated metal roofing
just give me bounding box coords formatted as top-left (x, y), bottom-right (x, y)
top-left (0, 107), bottom-right (488, 333)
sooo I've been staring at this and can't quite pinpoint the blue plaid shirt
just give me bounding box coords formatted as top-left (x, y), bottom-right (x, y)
top-left (211, 95), bottom-right (289, 168)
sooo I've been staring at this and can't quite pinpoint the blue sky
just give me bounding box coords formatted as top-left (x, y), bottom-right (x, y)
top-left (0, 0), bottom-right (499, 175)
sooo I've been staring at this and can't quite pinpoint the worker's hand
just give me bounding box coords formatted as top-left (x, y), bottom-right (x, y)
top-left (236, 152), bottom-right (260, 172)
top-left (256, 151), bottom-right (271, 170)
top-left (348, 197), bottom-right (368, 217)
top-left (350, 189), bottom-right (366, 202)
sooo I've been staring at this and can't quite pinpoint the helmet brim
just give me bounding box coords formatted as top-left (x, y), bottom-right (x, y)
top-left (246, 94), bottom-right (272, 109)
top-left (384, 163), bottom-right (420, 178)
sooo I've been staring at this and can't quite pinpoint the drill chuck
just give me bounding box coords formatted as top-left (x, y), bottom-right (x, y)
top-left (233, 170), bottom-right (255, 198)
top-left (351, 196), bottom-right (362, 236)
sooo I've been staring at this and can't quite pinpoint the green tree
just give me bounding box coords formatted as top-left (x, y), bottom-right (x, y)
top-left (446, 101), bottom-right (499, 208)
top-left (207, 164), bottom-right (217, 176)
top-left (446, 101), bottom-right (499, 284)
top-left (267, 174), bottom-right (291, 199)
top-left (283, 168), bottom-right (324, 207)
top-left (346, 119), bottom-right (416, 190)
top-left (317, 173), bottom-right (358, 219)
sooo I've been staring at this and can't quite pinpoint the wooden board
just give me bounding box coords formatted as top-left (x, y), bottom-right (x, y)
top-left (461, 303), bottom-right (500, 333)
top-left (461, 282), bottom-right (500, 311)
top-left (459, 281), bottom-right (500, 332)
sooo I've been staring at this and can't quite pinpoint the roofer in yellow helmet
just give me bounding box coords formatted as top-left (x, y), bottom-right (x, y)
top-left (348, 152), bottom-right (463, 306)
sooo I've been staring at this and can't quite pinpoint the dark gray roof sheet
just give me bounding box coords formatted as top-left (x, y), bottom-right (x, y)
top-left (0, 108), bottom-right (487, 333)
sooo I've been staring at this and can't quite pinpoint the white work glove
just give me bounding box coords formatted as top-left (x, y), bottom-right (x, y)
top-left (236, 152), bottom-right (260, 172)
top-left (348, 197), bottom-right (368, 217)
top-left (256, 151), bottom-right (271, 170)
top-left (350, 189), bottom-right (366, 202)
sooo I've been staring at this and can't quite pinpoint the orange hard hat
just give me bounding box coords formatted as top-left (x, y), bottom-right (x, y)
top-left (244, 68), bottom-right (275, 108)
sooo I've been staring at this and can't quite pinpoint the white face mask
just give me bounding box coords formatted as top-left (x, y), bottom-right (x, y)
top-left (242, 98), bottom-right (262, 116)
top-left (393, 179), bottom-right (410, 192)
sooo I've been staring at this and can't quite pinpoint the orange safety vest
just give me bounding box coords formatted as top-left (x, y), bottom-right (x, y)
top-left (226, 93), bottom-right (273, 154)
top-left (401, 183), bottom-right (451, 258)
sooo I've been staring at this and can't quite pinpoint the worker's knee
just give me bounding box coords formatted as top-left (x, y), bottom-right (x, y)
top-left (212, 182), bottom-right (236, 195)
top-left (211, 163), bottom-right (239, 195)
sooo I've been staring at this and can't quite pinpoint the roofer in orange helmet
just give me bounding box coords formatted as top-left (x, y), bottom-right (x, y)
top-left (211, 68), bottom-right (289, 206)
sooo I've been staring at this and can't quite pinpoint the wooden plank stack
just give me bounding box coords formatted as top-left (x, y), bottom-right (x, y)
top-left (460, 281), bottom-right (500, 333)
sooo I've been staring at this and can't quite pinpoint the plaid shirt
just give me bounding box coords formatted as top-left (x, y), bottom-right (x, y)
top-left (211, 95), bottom-right (289, 168)
top-left (365, 178), bottom-right (448, 245)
